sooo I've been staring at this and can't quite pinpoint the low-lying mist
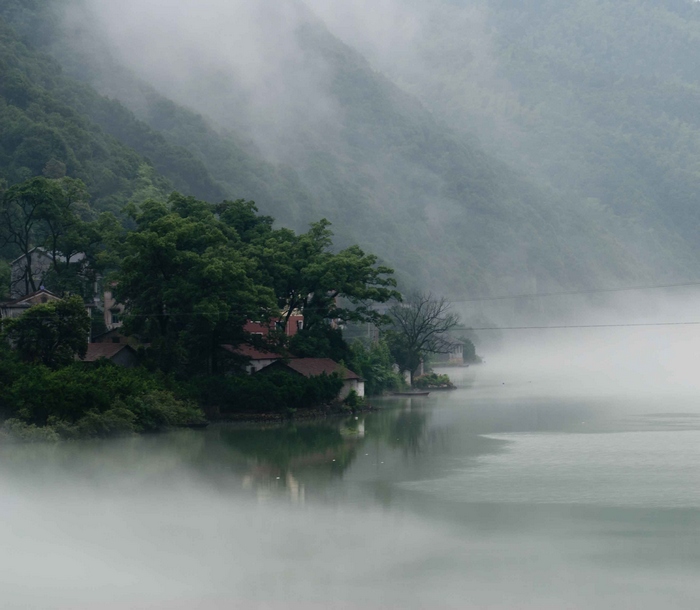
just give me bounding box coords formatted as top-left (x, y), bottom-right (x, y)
top-left (465, 289), bottom-right (700, 404)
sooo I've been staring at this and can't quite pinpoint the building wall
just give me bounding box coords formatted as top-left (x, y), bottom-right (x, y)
top-left (10, 251), bottom-right (53, 299)
top-left (111, 349), bottom-right (138, 368)
top-left (340, 379), bottom-right (365, 400)
top-left (103, 290), bottom-right (125, 330)
top-left (247, 358), bottom-right (280, 374)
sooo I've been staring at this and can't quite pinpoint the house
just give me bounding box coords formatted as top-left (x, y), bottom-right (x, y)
top-left (222, 344), bottom-right (283, 373)
top-left (0, 288), bottom-right (63, 319)
top-left (432, 341), bottom-right (465, 365)
top-left (259, 358), bottom-right (365, 400)
top-left (10, 247), bottom-right (87, 299)
top-left (244, 313), bottom-right (304, 338)
top-left (91, 328), bottom-right (145, 351)
top-left (81, 343), bottom-right (138, 368)
top-left (103, 286), bottom-right (124, 331)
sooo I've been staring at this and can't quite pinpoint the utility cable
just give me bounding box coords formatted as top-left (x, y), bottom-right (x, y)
top-left (451, 281), bottom-right (700, 303)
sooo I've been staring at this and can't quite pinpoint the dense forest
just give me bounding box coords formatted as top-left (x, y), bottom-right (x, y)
top-left (0, 179), bottom-right (405, 439)
top-left (0, 0), bottom-right (680, 303)
top-left (351, 0), bottom-right (700, 275)
top-left (2, 0), bottom-right (700, 303)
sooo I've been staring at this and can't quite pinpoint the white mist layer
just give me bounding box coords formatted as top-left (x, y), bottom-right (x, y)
top-left (461, 290), bottom-right (700, 402)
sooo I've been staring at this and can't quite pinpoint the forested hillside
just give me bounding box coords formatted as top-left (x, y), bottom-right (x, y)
top-left (356, 0), bottom-right (700, 272)
top-left (2, 0), bottom-right (697, 299)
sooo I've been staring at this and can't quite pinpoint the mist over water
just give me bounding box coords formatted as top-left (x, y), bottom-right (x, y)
top-left (5, 292), bottom-right (700, 608)
top-left (4, 2), bottom-right (700, 607)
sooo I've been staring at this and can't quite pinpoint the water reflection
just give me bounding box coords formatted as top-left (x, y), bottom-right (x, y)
top-left (4, 368), bottom-right (700, 609)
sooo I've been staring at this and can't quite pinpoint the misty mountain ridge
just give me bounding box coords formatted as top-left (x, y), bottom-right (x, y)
top-left (1, 0), bottom-right (697, 300)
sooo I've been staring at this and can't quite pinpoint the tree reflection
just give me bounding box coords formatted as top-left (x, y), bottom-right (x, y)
top-left (366, 403), bottom-right (430, 456)
top-left (218, 422), bottom-right (360, 476)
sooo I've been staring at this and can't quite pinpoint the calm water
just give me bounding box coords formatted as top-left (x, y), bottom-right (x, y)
top-left (2, 364), bottom-right (700, 609)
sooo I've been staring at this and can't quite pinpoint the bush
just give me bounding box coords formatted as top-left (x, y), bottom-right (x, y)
top-left (343, 389), bottom-right (366, 411)
top-left (125, 391), bottom-right (206, 432)
top-left (413, 372), bottom-right (453, 389)
top-left (0, 357), bottom-right (207, 440)
top-left (187, 370), bottom-right (344, 414)
top-left (349, 340), bottom-right (404, 395)
top-left (1, 419), bottom-right (60, 443)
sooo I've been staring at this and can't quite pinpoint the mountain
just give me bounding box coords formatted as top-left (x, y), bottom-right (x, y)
top-left (1, 0), bottom-right (693, 299)
top-left (348, 0), bottom-right (700, 272)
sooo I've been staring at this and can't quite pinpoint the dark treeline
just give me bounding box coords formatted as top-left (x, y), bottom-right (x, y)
top-left (0, 0), bottom-right (668, 301)
top-left (0, 175), bottom-right (408, 440)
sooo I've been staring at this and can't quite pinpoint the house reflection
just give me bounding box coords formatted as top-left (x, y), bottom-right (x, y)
top-left (204, 406), bottom-right (432, 502)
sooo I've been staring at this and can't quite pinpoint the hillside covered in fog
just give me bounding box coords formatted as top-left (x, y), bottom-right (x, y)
top-left (2, 0), bottom-right (700, 297)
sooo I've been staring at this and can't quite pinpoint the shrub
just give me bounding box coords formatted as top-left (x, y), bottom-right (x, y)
top-left (125, 391), bottom-right (206, 432)
top-left (349, 340), bottom-right (404, 395)
top-left (413, 372), bottom-right (453, 389)
top-left (187, 370), bottom-right (344, 414)
top-left (1, 419), bottom-right (60, 443)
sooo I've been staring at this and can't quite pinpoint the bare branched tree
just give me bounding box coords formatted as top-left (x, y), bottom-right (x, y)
top-left (385, 292), bottom-right (460, 383)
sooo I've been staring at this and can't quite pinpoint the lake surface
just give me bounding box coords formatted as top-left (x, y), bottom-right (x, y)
top-left (3, 362), bottom-right (700, 609)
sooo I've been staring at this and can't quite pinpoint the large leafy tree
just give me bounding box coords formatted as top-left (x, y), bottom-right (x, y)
top-left (240, 217), bottom-right (399, 358)
top-left (115, 194), bottom-right (277, 375)
top-left (0, 176), bottom-right (106, 297)
top-left (385, 292), bottom-right (460, 384)
top-left (213, 200), bottom-right (400, 359)
top-left (2, 295), bottom-right (90, 369)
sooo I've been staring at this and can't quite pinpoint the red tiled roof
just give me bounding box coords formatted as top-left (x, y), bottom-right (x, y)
top-left (285, 358), bottom-right (362, 380)
top-left (222, 344), bottom-right (283, 361)
top-left (82, 343), bottom-right (134, 362)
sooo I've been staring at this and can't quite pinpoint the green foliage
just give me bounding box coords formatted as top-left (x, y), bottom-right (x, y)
top-left (342, 389), bottom-right (366, 412)
top-left (459, 337), bottom-right (481, 364)
top-left (289, 325), bottom-right (352, 362)
top-left (0, 353), bottom-right (206, 440)
top-left (123, 390), bottom-right (206, 432)
top-left (1, 418), bottom-right (60, 443)
top-left (189, 370), bottom-right (344, 414)
top-left (349, 339), bottom-right (403, 396)
top-left (0, 18), bottom-right (154, 211)
top-left (3, 295), bottom-right (89, 368)
top-left (218, 424), bottom-right (346, 470)
top-left (0, 175), bottom-right (109, 297)
top-left (413, 372), bottom-right (453, 390)
top-left (115, 194), bottom-right (277, 375)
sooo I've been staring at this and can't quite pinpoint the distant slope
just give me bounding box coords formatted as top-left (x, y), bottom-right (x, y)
top-left (365, 0), bottom-right (700, 272)
top-left (0, 17), bottom-right (166, 212)
top-left (2, 0), bottom-right (688, 297)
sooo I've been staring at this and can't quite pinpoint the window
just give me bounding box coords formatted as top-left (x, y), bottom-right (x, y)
top-left (111, 313), bottom-right (120, 325)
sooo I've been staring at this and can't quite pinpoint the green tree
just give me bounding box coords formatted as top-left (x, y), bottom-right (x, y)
top-left (2, 295), bottom-right (90, 368)
top-left (115, 194), bottom-right (276, 375)
top-left (240, 217), bottom-right (399, 358)
top-left (0, 176), bottom-right (106, 297)
top-left (350, 339), bottom-right (403, 395)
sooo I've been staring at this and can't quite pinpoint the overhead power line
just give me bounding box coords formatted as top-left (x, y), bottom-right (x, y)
top-left (456, 321), bottom-right (700, 331)
top-left (451, 281), bottom-right (700, 303)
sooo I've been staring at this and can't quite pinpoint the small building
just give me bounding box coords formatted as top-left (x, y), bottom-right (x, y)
top-left (91, 328), bottom-right (146, 350)
top-left (10, 247), bottom-right (87, 299)
top-left (222, 344), bottom-right (283, 373)
top-left (448, 342), bottom-right (464, 364)
top-left (103, 286), bottom-right (125, 331)
top-left (81, 343), bottom-right (138, 368)
top-left (0, 288), bottom-right (63, 319)
top-left (244, 314), bottom-right (304, 338)
top-left (259, 358), bottom-right (364, 400)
